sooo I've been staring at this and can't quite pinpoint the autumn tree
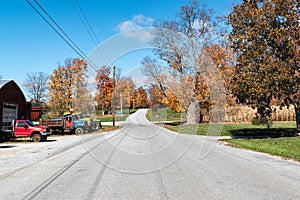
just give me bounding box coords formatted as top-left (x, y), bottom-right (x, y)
top-left (22, 72), bottom-right (49, 107)
top-left (228, 0), bottom-right (300, 128)
top-left (114, 77), bottom-right (136, 112)
top-left (48, 62), bottom-right (73, 116)
top-left (141, 56), bottom-right (167, 96)
top-left (148, 85), bottom-right (164, 108)
top-left (48, 58), bottom-right (88, 116)
top-left (144, 0), bottom-right (230, 124)
top-left (206, 44), bottom-right (234, 106)
top-left (70, 59), bottom-right (90, 113)
top-left (134, 86), bottom-right (149, 108)
top-left (95, 65), bottom-right (113, 115)
top-left (161, 89), bottom-right (182, 113)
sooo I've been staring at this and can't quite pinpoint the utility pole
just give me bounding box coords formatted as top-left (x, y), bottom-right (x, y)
top-left (120, 92), bottom-right (123, 117)
top-left (112, 66), bottom-right (116, 126)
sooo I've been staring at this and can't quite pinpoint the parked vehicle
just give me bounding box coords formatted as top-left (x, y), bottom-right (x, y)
top-left (0, 130), bottom-right (10, 142)
top-left (40, 114), bottom-right (88, 134)
top-left (8, 119), bottom-right (51, 142)
top-left (71, 112), bottom-right (101, 131)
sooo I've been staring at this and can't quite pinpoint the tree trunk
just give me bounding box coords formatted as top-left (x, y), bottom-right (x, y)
top-left (101, 103), bottom-right (105, 115)
top-left (294, 105), bottom-right (300, 132)
top-left (186, 100), bottom-right (200, 124)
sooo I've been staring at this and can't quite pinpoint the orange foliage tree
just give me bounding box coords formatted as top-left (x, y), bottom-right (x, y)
top-left (133, 86), bottom-right (149, 108)
top-left (71, 59), bottom-right (89, 112)
top-left (114, 77), bottom-right (136, 111)
top-left (95, 65), bottom-right (113, 115)
top-left (48, 58), bottom-right (88, 116)
top-left (143, 1), bottom-right (232, 124)
top-left (148, 85), bottom-right (164, 108)
top-left (228, 0), bottom-right (300, 127)
top-left (142, 45), bottom-right (232, 122)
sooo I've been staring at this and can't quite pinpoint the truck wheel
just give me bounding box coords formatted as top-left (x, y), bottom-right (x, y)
top-left (41, 136), bottom-right (47, 141)
top-left (2, 135), bottom-right (9, 142)
top-left (75, 127), bottom-right (84, 134)
top-left (32, 133), bottom-right (42, 142)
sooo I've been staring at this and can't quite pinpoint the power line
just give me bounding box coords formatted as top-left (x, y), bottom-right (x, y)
top-left (33, 0), bottom-right (86, 57)
top-left (25, 0), bottom-right (85, 59)
top-left (25, 0), bottom-right (98, 70)
top-left (32, 0), bottom-right (99, 70)
top-left (70, 0), bottom-right (111, 64)
top-left (71, 0), bottom-right (99, 44)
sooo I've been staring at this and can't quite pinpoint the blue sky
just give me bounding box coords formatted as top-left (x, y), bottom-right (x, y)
top-left (0, 0), bottom-right (237, 98)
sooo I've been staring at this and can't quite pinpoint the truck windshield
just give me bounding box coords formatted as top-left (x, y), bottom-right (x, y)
top-left (79, 114), bottom-right (84, 118)
top-left (25, 120), bottom-right (35, 127)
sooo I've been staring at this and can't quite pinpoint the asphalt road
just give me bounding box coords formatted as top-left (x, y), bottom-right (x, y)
top-left (0, 109), bottom-right (299, 199)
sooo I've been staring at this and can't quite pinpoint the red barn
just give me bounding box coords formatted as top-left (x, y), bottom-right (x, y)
top-left (0, 80), bottom-right (27, 131)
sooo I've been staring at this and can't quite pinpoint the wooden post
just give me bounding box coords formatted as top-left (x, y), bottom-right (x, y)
top-left (112, 66), bottom-right (116, 126)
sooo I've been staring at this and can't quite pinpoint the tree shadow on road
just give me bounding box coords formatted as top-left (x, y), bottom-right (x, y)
top-left (229, 128), bottom-right (298, 138)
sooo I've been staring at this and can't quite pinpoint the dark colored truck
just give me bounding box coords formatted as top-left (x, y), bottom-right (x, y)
top-left (39, 114), bottom-right (88, 134)
top-left (0, 119), bottom-right (52, 142)
top-left (72, 113), bottom-right (101, 131)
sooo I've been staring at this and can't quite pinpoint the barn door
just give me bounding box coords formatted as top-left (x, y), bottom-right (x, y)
top-left (2, 104), bottom-right (18, 131)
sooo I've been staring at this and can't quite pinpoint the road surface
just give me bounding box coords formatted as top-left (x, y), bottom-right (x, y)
top-left (0, 109), bottom-right (299, 199)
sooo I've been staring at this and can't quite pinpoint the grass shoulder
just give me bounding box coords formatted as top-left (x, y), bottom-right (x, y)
top-left (222, 136), bottom-right (300, 162)
top-left (164, 121), bottom-right (300, 162)
top-left (146, 107), bottom-right (186, 122)
top-left (100, 125), bottom-right (120, 132)
top-left (163, 121), bottom-right (297, 137)
top-left (97, 109), bottom-right (138, 122)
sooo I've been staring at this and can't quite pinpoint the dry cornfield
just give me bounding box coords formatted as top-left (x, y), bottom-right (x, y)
top-left (202, 106), bottom-right (295, 123)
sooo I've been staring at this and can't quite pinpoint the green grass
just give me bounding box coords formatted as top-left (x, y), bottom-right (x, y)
top-left (146, 108), bottom-right (186, 122)
top-left (96, 109), bottom-right (138, 122)
top-left (164, 121), bottom-right (299, 161)
top-left (224, 136), bottom-right (300, 162)
top-left (99, 125), bottom-right (120, 132)
top-left (165, 123), bottom-right (229, 136)
top-left (164, 121), bottom-right (297, 137)
top-left (97, 115), bottom-right (129, 122)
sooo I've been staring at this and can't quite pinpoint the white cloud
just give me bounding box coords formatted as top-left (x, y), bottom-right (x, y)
top-left (117, 15), bottom-right (154, 42)
top-left (131, 15), bottom-right (153, 26)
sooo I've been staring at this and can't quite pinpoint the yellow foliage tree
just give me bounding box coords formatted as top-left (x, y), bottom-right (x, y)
top-left (114, 77), bottom-right (136, 111)
top-left (48, 58), bottom-right (88, 116)
top-left (132, 86), bottom-right (149, 109)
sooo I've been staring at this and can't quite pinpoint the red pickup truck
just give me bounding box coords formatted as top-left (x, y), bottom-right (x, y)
top-left (10, 119), bottom-right (52, 142)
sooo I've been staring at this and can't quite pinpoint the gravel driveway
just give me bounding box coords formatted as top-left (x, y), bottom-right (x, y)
top-left (0, 132), bottom-right (105, 178)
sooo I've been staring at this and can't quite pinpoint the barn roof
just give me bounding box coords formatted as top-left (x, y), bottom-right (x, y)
top-left (0, 80), bottom-right (12, 90)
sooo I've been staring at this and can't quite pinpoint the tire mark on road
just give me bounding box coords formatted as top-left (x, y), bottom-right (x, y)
top-left (22, 130), bottom-right (124, 200)
top-left (86, 133), bottom-right (127, 200)
top-left (0, 131), bottom-right (115, 180)
top-left (147, 131), bottom-right (170, 200)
